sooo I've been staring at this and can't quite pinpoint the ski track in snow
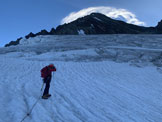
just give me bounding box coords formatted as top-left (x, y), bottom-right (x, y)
top-left (1, 55), bottom-right (162, 122)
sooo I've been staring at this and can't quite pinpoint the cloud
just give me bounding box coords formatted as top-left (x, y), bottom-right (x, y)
top-left (61, 6), bottom-right (146, 26)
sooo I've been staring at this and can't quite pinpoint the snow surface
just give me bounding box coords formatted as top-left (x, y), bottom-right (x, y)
top-left (93, 17), bottom-right (102, 22)
top-left (3, 34), bottom-right (162, 66)
top-left (90, 24), bottom-right (95, 28)
top-left (1, 35), bottom-right (162, 122)
top-left (78, 30), bottom-right (85, 35)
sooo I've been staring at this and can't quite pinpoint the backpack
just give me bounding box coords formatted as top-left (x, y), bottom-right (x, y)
top-left (41, 66), bottom-right (48, 78)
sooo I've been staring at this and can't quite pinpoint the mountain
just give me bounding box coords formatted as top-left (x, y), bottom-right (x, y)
top-left (55, 13), bottom-right (156, 35)
top-left (5, 13), bottom-right (162, 47)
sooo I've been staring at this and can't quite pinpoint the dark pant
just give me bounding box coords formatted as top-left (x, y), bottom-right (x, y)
top-left (43, 76), bottom-right (51, 96)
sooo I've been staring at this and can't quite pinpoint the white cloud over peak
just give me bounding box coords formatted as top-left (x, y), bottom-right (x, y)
top-left (61, 6), bottom-right (146, 26)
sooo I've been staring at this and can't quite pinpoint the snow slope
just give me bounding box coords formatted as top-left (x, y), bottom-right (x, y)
top-left (2, 34), bottom-right (162, 66)
top-left (1, 35), bottom-right (162, 122)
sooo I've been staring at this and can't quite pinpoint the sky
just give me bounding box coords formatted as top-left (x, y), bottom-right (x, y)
top-left (0, 0), bottom-right (162, 47)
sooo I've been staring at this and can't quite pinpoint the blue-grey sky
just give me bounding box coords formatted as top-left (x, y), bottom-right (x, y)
top-left (0, 0), bottom-right (162, 47)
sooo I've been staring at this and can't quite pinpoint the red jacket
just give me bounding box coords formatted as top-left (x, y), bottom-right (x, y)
top-left (41, 65), bottom-right (56, 78)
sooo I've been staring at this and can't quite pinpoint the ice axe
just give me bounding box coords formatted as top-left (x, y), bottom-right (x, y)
top-left (41, 82), bottom-right (44, 91)
top-left (20, 82), bottom-right (44, 122)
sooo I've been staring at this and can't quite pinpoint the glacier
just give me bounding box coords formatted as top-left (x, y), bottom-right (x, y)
top-left (1, 35), bottom-right (162, 122)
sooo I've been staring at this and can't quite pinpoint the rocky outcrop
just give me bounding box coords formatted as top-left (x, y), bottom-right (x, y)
top-left (35, 29), bottom-right (49, 36)
top-left (25, 29), bottom-right (50, 39)
top-left (49, 28), bottom-right (56, 35)
top-left (25, 32), bottom-right (36, 39)
top-left (5, 37), bottom-right (22, 47)
top-left (5, 29), bottom-right (50, 47)
top-left (156, 20), bottom-right (162, 33)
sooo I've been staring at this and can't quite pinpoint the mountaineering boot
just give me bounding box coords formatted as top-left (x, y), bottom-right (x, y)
top-left (42, 95), bottom-right (48, 99)
top-left (47, 94), bottom-right (51, 97)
